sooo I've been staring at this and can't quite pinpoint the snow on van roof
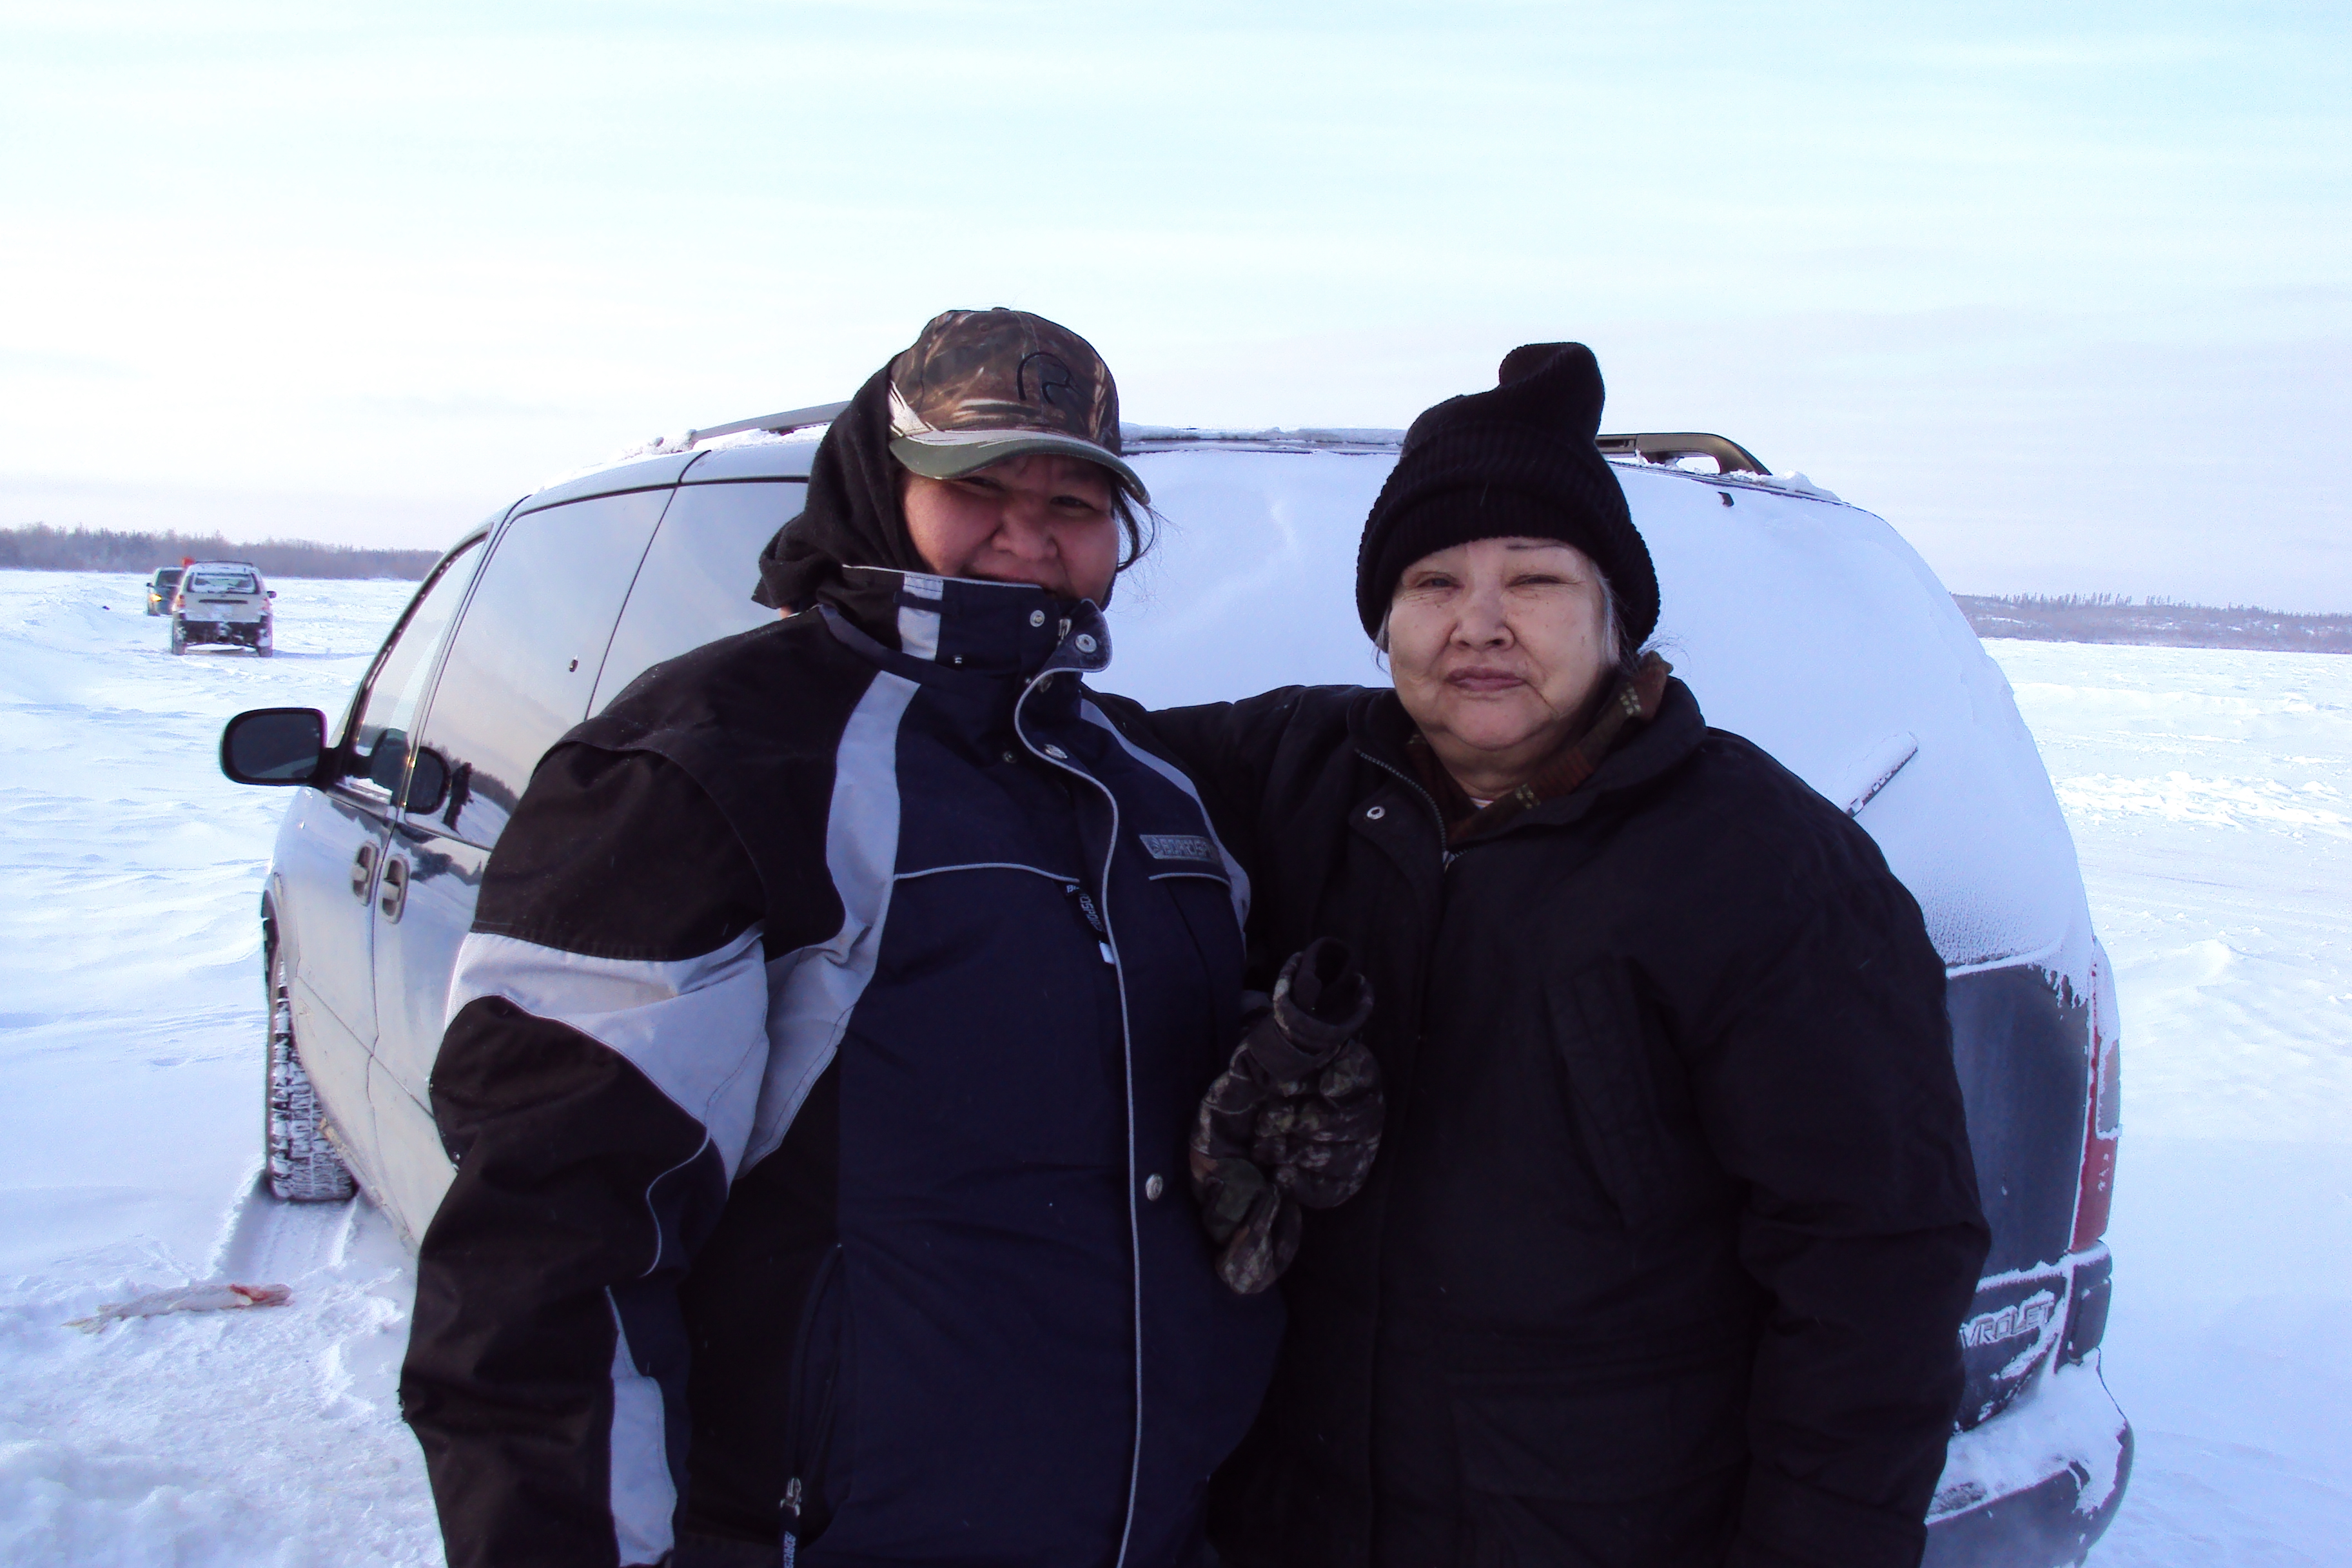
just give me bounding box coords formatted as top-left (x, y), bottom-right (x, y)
top-left (1694, 467), bottom-right (1847, 504)
top-left (1104, 441), bottom-right (2084, 986)
top-left (1122, 425), bottom-right (1406, 453)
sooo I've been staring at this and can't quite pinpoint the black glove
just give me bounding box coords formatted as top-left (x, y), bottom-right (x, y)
top-left (1190, 938), bottom-right (1383, 1295)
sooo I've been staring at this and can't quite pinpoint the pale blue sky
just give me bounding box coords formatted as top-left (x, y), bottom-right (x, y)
top-left (3, 1), bottom-right (2345, 606)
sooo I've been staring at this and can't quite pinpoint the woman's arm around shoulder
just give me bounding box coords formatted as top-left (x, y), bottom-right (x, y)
top-left (1130, 684), bottom-right (1366, 853)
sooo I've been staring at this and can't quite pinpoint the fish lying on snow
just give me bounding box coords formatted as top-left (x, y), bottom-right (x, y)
top-left (66, 1282), bottom-right (292, 1331)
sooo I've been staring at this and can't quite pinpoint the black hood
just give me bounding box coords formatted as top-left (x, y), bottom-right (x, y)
top-left (751, 364), bottom-right (930, 636)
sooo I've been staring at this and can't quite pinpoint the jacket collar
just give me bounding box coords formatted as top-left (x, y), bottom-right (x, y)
top-left (821, 566), bottom-right (1112, 688)
top-left (1348, 676), bottom-right (1708, 837)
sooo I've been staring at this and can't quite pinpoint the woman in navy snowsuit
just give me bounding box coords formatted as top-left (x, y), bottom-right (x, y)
top-left (400, 310), bottom-right (1284, 1568)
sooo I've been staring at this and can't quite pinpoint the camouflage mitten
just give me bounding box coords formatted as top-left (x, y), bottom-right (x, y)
top-left (1190, 939), bottom-right (1382, 1294)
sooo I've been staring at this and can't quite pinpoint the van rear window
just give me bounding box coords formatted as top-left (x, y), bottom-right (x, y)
top-left (186, 569), bottom-right (259, 594)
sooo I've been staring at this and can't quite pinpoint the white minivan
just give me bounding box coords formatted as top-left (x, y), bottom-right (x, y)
top-left (171, 558), bottom-right (275, 655)
top-left (220, 407), bottom-right (2130, 1567)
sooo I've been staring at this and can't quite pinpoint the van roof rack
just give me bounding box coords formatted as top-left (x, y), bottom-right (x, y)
top-left (681, 401), bottom-right (854, 448)
top-left (1596, 432), bottom-right (1769, 475)
top-left (672, 404), bottom-right (1769, 477)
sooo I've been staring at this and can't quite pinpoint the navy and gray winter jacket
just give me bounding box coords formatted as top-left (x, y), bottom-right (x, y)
top-left (399, 572), bottom-right (1285, 1568)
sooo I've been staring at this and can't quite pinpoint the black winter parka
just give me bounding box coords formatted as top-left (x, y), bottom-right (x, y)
top-left (1147, 677), bottom-right (1990, 1568)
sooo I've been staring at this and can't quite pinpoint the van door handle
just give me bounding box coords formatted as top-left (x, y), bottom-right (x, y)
top-left (350, 843), bottom-right (377, 897)
top-left (379, 856), bottom-right (410, 922)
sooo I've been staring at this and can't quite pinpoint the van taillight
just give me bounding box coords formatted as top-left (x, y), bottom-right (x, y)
top-left (2070, 945), bottom-right (2122, 1251)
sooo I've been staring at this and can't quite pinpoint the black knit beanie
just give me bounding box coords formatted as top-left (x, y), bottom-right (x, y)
top-left (1355, 342), bottom-right (1658, 644)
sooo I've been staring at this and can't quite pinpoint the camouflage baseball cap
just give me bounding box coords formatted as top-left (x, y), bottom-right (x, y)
top-left (886, 308), bottom-right (1149, 504)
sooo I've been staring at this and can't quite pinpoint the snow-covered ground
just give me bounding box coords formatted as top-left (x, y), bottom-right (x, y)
top-left (0, 572), bottom-right (436, 1564)
top-left (1990, 642), bottom-right (2352, 1567)
top-left (0, 569), bottom-right (2345, 1564)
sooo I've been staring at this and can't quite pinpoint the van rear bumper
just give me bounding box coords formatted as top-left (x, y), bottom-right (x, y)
top-left (1923, 1353), bottom-right (2132, 1567)
top-left (181, 618), bottom-right (270, 643)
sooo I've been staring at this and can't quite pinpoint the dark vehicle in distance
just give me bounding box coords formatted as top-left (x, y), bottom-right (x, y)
top-left (218, 406), bottom-right (2131, 1568)
top-left (145, 567), bottom-right (183, 616)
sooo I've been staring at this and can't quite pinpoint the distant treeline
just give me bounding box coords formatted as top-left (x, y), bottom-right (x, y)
top-left (0, 524), bottom-right (438, 580)
top-left (1957, 593), bottom-right (2352, 653)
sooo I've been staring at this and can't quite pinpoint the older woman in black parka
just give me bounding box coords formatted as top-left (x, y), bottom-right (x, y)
top-left (1148, 344), bottom-right (1990, 1568)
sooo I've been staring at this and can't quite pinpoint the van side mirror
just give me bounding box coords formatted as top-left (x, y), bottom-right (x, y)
top-left (406, 747), bottom-right (452, 815)
top-left (267, 590), bottom-right (278, 600)
top-left (220, 708), bottom-right (327, 785)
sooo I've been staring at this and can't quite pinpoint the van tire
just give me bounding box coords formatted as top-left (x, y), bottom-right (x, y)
top-left (170, 620), bottom-right (188, 654)
top-left (266, 944), bottom-right (357, 1203)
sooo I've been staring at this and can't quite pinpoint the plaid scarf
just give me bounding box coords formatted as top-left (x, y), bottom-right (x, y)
top-left (1407, 652), bottom-right (1673, 846)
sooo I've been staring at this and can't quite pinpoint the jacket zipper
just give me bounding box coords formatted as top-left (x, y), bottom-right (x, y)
top-left (782, 1244), bottom-right (844, 1546)
top-left (1013, 665), bottom-right (1145, 1568)
top-left (1356, 750), bottom-right (1458, 869)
